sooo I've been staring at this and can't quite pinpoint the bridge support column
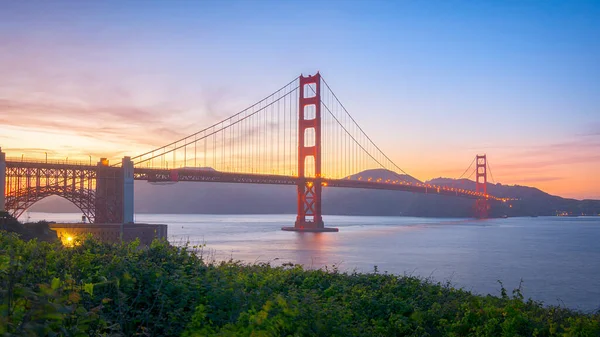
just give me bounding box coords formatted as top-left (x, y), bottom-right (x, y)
top-left (95, 158), bottom-right (123, 223)
top-left (475, 154), bottom-right (489, 218)
top-left (0, 147), bottom-right (5, 212)
top-left (95, 157), bottom-right (134, 225)
top-left (122, 156), bottom-right (134, 224)
top-left (282, 73), bottom-right (338, 232)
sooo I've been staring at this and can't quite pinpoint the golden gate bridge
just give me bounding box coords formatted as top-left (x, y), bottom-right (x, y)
top-left (1, 73), bottom-right (509, 232)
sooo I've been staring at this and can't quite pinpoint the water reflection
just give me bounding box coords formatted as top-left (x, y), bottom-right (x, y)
top-left (294, 232), bottom-right (331, 268)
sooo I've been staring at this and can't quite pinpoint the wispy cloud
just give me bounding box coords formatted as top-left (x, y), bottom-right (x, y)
top-left (1, 145), bottom-right (129, 161)
top-left (494, 154), bottom-right (600, 171)
top-left (508, 176), bottom-right (564, 184)
top-left (0, 99), bottom-right (196, 148)
top-left (583, 122), bottom-right (600, 137)
top-left (2, 147), bottom-right (59, 154)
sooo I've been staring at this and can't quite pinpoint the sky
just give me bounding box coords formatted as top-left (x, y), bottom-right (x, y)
top-left (1, 0), bottom-right (599, 199)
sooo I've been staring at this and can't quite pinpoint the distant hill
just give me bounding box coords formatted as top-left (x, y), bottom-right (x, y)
top-left (27, 195), bottom-right (81, 213)
top-left (26, 169), bottom-right (600, 218)
top-left (426, 178), bottom-right (600, 217)
top-left (345, 169), bottom-right (422, 184)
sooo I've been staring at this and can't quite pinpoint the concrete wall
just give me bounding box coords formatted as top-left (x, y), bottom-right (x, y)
top-left (49, 223), bottom-right (167, 246)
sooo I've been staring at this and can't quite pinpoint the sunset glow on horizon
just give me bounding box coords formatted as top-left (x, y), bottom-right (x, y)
top-left (1, 1), bottom-right (599, 200)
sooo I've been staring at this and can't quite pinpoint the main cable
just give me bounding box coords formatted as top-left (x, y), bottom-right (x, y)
top-left (134, 85), bottom-right (299, 166)
top-left (487, 161), bottom-right (496, 184)
top-left (132, 76), bottom-right (300, 161)
top-left (320, 76), bottom-right (411, 176)
top-left (457, 156), bottom-right (477, 180)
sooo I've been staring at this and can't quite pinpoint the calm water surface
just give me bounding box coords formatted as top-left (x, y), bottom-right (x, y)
top-left (27, 213), bottom-right (600, 312)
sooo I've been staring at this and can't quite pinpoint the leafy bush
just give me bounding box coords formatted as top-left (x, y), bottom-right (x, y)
top-left (1, 231), bottom-right (599, 336)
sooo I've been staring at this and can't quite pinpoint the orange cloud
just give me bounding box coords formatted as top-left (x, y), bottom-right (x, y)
top-left (0, 98), bottom-right (197, 148)
top-left (484, 135), bottom-right (600, 199)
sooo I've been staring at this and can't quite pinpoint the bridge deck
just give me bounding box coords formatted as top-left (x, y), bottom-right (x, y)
top-left (4, 160), bottom-right (508, 202)
top-left (134, 167), bottom-right (506, 201)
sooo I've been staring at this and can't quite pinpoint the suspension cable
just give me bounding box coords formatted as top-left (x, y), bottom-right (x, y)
top-left (487, 161), bottom-right (496, 184)
top-left (131, 76), bottom-right (299, 161)
top-left (320, 76), bottom-right (411, 176)
top-left (134, 85), bottom-right (299, 165)
top-left (321, 101), bottom-right (396, 175)
top-left (457, 156), bottom-right (477, 180)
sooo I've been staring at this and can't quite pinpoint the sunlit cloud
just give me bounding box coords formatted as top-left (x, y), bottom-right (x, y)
top-left (0, 99), bottom-right (197, 148)
top-left (494, 154), bottom-right (600, 171)
top-left (509, 176), bottom-right (564, 184)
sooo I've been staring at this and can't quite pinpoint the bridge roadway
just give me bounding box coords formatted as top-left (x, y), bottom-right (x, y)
top-left (135, 167), bottom-right (504, 201)
top-left (3, 159), bottom-right (506, 205)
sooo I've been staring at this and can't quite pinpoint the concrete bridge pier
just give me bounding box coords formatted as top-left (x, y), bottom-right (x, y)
top-left (0, 147), bottom-right (5, 212)
top-left (122, 156), bottom-right (134, 224)
top-left (94, 156), bottom-right (135, 224)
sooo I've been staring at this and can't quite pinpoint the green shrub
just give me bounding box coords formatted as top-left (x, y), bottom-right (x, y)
top-left (1, 231), bottom-right (599, 336)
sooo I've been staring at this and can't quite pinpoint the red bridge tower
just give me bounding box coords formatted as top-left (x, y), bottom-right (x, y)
top-left (282, 73), bottom-right (338, 232)
top-left (475, 154), bottom-right (489, 218)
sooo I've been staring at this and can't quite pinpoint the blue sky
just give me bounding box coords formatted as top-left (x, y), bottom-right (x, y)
top-left (1, 0), bottom-right (599, 198)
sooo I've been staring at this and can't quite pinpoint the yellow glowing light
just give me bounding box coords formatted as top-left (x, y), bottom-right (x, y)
top-left (61, 234), bottom-right (76, 247)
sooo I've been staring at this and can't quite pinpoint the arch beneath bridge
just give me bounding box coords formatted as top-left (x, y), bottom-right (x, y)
top-left (5, 185), bottom-right (96, 223)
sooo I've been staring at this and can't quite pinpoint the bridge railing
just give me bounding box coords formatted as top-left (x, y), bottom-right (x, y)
top-left (5, 157), bottom-right (94, 166)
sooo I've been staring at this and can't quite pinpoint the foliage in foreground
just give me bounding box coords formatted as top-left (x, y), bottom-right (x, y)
top-left (0, 231), bottom-right (599, 336)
